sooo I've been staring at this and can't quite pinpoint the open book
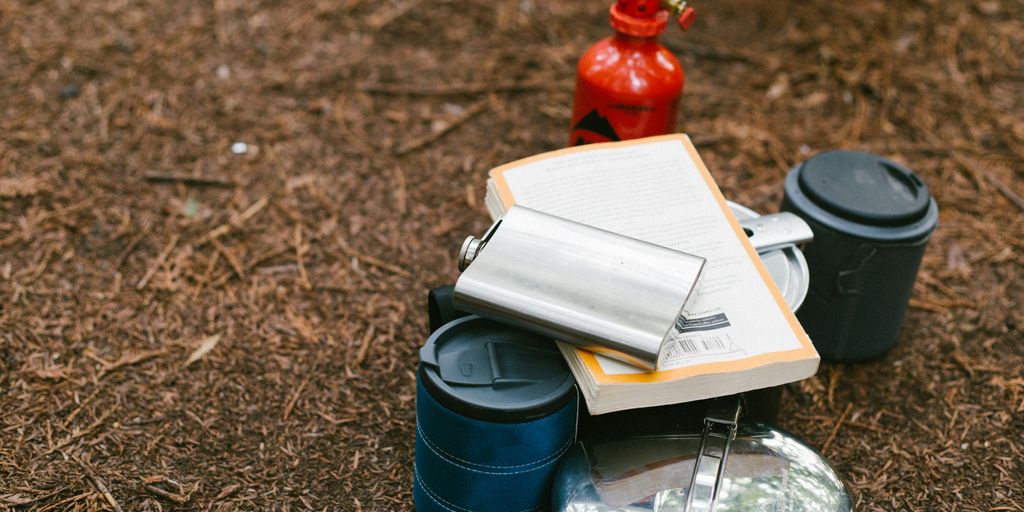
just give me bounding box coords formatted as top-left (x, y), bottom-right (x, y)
top-left (484, 134), bottom-right (819, 415)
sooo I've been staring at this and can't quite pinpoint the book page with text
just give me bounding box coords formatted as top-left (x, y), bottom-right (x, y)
top-left (493, 137), bottom-right (806, 375)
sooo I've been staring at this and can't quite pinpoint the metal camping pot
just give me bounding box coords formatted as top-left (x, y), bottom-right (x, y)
top-left (728, 202), bottom-right (810, 312)
top-left (552, 399), bottom-right (852, 512)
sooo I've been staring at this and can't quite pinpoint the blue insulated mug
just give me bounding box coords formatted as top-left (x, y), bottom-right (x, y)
top-left (415, 315), bottom-right (578, 512)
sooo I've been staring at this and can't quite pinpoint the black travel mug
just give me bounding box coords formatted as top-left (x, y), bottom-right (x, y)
top-left (781, 151), bottom-right (939, 361)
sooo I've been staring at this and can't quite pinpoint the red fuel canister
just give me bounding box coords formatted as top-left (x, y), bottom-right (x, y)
top-left (569, 0), bottom-right (696, 146)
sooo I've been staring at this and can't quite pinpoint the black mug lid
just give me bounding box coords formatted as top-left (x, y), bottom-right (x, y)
top-left (797, 151), bottom-right (931, 226)
top-left (785, 151), bottom-right (938, 242)
top-left (419, 315), bottom-right (576, 423)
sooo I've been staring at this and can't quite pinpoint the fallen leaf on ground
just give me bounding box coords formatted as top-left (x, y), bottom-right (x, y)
top-left (184, 334), bottom-right (222, 367)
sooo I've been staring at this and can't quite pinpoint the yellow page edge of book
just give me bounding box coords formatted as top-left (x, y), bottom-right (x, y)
top-left (488, 134), bottom-right (819, 385)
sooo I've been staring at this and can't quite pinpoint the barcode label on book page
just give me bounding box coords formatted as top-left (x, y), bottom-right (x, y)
top-left (660, 311), bottom-right (746, 369)
top-left (676, 336), bottom-right (727, 354)
top-left (662, 334), bottom-right (742, 368)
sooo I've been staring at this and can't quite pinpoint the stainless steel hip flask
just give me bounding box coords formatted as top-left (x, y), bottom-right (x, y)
top-left (453, 206), bottom-right (706, 370)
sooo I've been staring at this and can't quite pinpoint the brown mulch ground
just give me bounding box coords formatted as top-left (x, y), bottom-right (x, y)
top-left (1, 0), bottom-right (1022, 510)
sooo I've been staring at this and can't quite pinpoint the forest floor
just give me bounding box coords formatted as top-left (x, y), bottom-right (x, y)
top-left (1, 0), bottom-right (1022, 510)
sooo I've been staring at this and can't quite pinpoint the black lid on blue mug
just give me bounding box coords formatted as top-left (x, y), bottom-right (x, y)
top-left (419, 315), bottom-right (576, 423)
top-left (784, 151), bottom-right (938, 242)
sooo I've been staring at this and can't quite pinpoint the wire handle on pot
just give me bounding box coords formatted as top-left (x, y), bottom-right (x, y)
top-left (684, 395), bottom-right (742, 512)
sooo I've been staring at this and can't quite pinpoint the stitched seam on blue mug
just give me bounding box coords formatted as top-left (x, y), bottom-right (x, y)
top-left (415, 466), bottom-right (546, 512)
top-left (416, 422), bottom-right (573, 471)
top-left (416, 426), bottom-right (572, 475)
top-left (415, 468), bottom-right (470, 512)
